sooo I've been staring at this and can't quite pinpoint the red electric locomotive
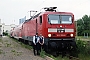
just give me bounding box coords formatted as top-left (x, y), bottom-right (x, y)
top-left (11, 7), bottom-right (77, 56)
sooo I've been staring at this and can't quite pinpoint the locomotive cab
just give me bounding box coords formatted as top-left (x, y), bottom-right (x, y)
top-left (39, 7), bottom-right (77, 56)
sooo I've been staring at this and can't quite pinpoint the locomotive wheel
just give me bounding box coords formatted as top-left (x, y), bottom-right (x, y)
top-left (19, 38), bottom-right (21, 42)
top-left (21, 39), bottom-right (24, 43)
top-left (28, 41), bottom-right (32, 45)
top-left (24, 40), bottom-right (28, 44)
top-left (44, 44), bottom-right (51, 53)
top-left (70, 41), bottom-right (78, 57)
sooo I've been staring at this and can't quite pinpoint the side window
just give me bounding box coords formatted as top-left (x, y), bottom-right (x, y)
top-left (40, 16), bottom-right (42, 24)
top-left (22, 25), bottom-right (23, 29)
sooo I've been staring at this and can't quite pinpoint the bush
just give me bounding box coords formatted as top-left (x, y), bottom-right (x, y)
top-left (76, 39), bottom-right (89, 55)
top-left (76, 40), bottom-right (87, 53)
top-left (40, 49), bottom-right (46, 58)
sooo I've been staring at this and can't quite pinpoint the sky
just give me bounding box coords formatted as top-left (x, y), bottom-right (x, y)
top-left (0, 0), bottom-right (90, 25)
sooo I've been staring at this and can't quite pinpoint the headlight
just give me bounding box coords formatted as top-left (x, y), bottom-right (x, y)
top-left (70, 34), bottom-right (73, 37)
top-left (60, 25), bottom-right (62, 27)
top-left (48, 34), bottom-right (51, 37)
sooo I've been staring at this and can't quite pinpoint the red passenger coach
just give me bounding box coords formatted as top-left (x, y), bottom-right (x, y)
top-left (11, 7), bottom-right (77, 56)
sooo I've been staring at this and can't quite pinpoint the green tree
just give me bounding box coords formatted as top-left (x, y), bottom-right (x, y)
top-left (77, 15), bottom-right (90, 36)
top-left (77, 19), bottom-right (84, 36)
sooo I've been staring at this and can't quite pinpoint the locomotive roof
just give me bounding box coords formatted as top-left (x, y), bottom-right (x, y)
top-left (23, 11), bottom-right (73, 24)
top-left (24, 12), bottom-right (41, 23)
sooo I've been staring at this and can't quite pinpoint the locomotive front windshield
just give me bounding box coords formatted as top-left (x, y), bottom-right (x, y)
top-left (48, 14), bottom-right (72, 24)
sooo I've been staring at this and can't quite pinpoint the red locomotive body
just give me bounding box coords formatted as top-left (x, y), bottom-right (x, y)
top-left (11, 7), bottom-right (77, 55)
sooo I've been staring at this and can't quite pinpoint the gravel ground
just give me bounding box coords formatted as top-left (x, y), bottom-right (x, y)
top-left (0, 36), bottom-right (46, 60)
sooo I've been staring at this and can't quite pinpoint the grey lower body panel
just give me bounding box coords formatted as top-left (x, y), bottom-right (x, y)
top-left (45, 37), bottom-right (75, 41)
top-left (44, 37), bottom-right (75, 45)
top-left (22, 36), bottom-right (33, 41)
